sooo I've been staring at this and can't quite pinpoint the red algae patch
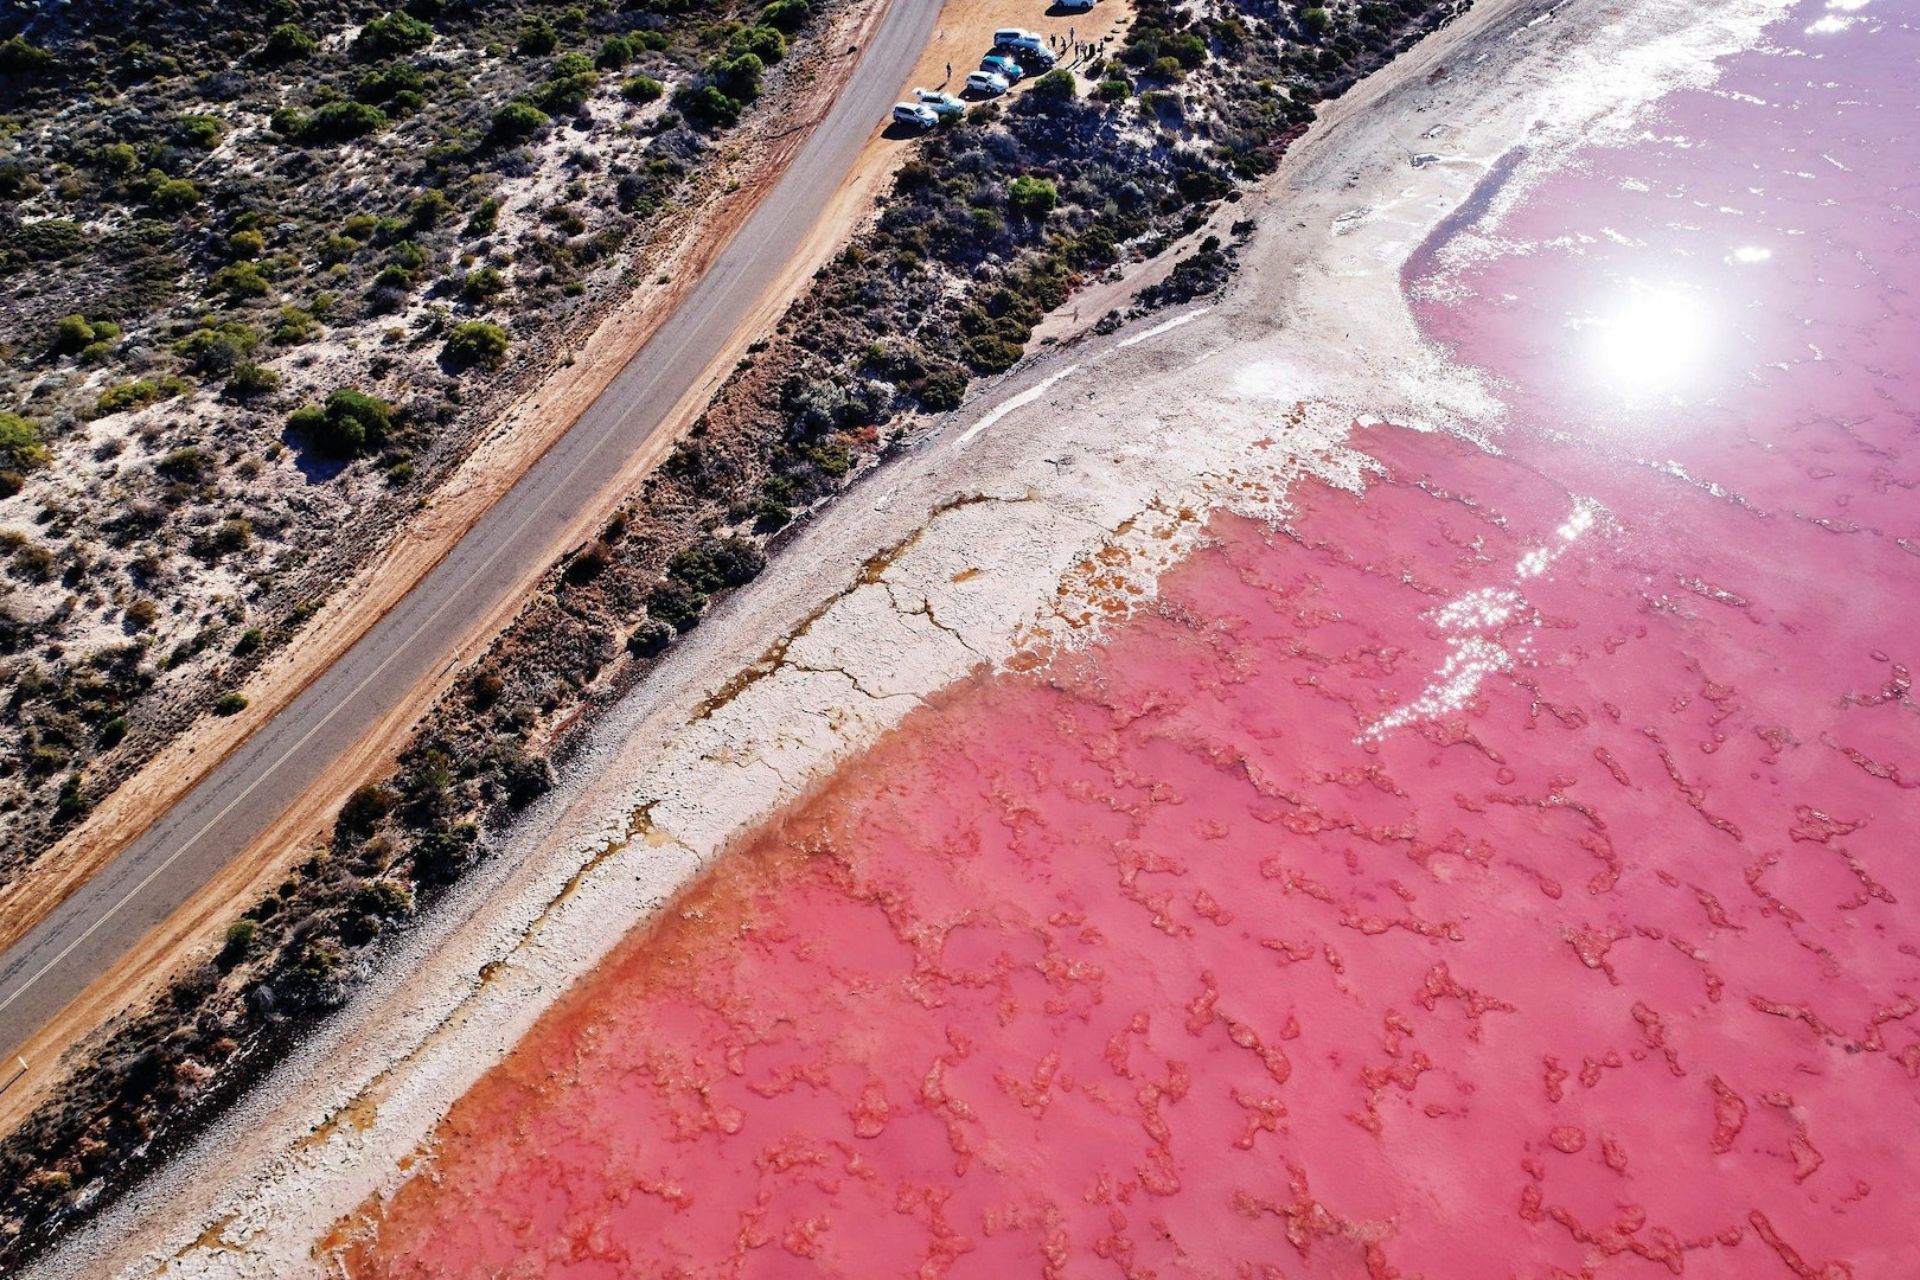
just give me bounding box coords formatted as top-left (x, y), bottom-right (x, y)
top-left (349, 423), bottom-right (1914, 1276)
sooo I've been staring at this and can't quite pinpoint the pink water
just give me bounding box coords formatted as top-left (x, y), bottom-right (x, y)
top-left (350, 4), bottom-right (1920, 1276)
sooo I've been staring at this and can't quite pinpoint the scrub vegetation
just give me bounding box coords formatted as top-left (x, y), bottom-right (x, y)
top-left (0, 0), bottom-right (822, 887)
top-left (0, 0), bottom-right (1468, 1266)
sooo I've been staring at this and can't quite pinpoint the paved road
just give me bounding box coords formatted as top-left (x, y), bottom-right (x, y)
top-left (0, 0), bottom-right (943, 1062)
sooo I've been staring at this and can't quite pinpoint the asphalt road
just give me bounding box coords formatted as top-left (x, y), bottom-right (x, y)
top-left (0, 0), bottom-right (943, 1063)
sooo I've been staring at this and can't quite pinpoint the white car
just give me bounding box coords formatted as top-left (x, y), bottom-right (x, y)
top-left (964, 70), bottom-right (1010, 97)
top-left (913, 88), bottom-right (965, 118)
top-left (1058, 0), bottom-right (1096, 10)
top-left (993, 27), bottom-right (1043, 47)
top-left (891, 102), bottom-right (938, 130)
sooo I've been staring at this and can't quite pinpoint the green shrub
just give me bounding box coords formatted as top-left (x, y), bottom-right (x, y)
top-left (356, 11), bottom-right (433, 59)
top-left (302, 100), bottom-right (388, 143)
top-left (408, 189), bottom-right (448, 228)
top-left (52, 314), bottom-right (97, 354)
top-left (176, 322), bottom-right (260, 374)
top-left (210, 261), bottom-right (271, 298)
top-left (149, 177), bottom-right (201, 213)
top-left (272, 306), bottom-right (319, 344)
top-left (177, 114), bottom-right (223, 150)
top-left (218, 919), bottom-right (256, 967)
top-left (918, 366), bottom-right (969, 411)
top-left (728, 25), bottom-right (786, 64)
top-left (1032, 69), bottom-right (1076, 101)
top-left (0, 413), bottom-right (50, 487)
top-left (0, 36), bottom-right (52, 73)
top-left (490, 99), bottom-right (549, 143)
top-left (1008, 175), bottom-right (1058, 219)
top-left (355, 61), bottom-right (426, 104)
top-left (466, 197), bottom-right (502, 235)
top-left (677, 83), bottom-right (742, 128)
top-left (647, 579), bottom-right (707, 632)
top-left (516, 20), bottom-right (558, 56)
top-left (595, 35), bottom-right (635, 69)
top-left (213, 692), bottom-right (249, 715)
top-left (627, 620), bottom-right (673, 657)
top-left (228, 229), bottom-right (266, 259)
top-left (287, 388), bottom-right (395, 458)
top-left (263, 22), bottom-right (318, 62)
top-left (94, 379), bottom-right (181, 417)
top-left (621, 74), bottom-right (665, 103)
top-left (54, 774), bottom-right (88, 824)
top-left (461, 267), bottom-right (505, 304)
top-left (667, 536), bottom-right (764, 593)
top-left (93, 142), bottom-right (139, 176)
top-left (539, 67), bottom-right (600, 114)
top-left (225, 364), bottom-right (281, 399)
top-left (9, 219), bottom-right (86, 264)
top-left (443, 320), bottom-right (510, 369)
top-left (758, 0), bottom-right (810, 34)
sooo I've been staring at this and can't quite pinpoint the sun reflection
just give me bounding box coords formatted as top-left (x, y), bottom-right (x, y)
top-left (1582, 284), bottom-right (1715, 399)
top-left (1364, 497), bottom-right (1601, 741)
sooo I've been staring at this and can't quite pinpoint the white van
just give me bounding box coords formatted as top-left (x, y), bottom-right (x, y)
top-left (993, 28), bottom-right (1045, 52)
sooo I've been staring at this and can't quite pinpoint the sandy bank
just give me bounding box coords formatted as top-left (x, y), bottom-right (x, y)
top-left (25, 0), bottom-right (1789, 1273)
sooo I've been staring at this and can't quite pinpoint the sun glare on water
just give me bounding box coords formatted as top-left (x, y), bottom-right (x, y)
top-left (1582, 284), bottom-right (1715, 400)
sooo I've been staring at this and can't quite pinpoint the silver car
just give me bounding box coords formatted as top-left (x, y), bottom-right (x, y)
top-left (914, 88), bottom-right (965, 118)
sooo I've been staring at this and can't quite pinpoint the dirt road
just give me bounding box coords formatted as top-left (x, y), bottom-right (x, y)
top-left (0, 0), bottom-right (944, 1089)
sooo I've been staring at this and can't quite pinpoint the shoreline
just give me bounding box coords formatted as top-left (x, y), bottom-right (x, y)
top-left (26, 0), bottom-right (1794, 1273)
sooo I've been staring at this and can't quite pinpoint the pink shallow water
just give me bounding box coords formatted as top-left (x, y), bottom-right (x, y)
top-left (351, 3), bottom-right (1920, 1276)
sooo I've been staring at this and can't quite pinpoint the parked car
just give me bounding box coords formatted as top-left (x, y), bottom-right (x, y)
top-left (995, 30), bottom-right (1054, 64)
top-left (891, 102), bottom-right (938, 130)
top-left (913, 88), bottom-right (965, 118)
top-left (1057, 0), bottom-right (1096, 11)
top-left (980, 53), bottom-right (1025, 82)
top-left (1007, 43), bottom-right (1055, 69)
top-left (964, 70), bottom-right (1011, 97)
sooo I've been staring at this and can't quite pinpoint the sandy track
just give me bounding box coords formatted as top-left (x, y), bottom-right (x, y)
top-left (19, 0), bottom-right (1796, 1272)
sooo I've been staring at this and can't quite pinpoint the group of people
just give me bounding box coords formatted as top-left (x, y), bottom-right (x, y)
top-left (1047, 29), bottom-right (1110, 64)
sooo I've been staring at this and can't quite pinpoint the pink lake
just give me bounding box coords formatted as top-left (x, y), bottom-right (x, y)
top-left (348, 2), bottom-right (1920, 1275)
